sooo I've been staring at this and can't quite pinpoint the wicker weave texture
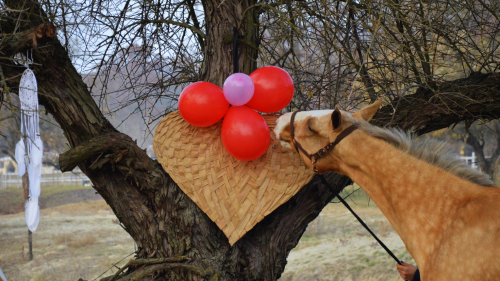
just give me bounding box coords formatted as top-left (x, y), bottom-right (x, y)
top-left (153, 111), bottom-right (314, 245)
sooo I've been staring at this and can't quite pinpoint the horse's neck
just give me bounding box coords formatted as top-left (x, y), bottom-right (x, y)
top-left (333, 132), bottom-right (473, 265)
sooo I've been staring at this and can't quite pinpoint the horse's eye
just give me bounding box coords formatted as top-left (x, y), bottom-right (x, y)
top-left (308, 121), bottom-right (315, 133)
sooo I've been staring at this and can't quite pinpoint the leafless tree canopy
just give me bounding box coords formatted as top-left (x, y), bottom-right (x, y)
top-left (4, 0), bottom-right (496, 129)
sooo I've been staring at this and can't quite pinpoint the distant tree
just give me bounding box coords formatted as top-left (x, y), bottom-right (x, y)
top-left (0, 103), bottom-right (18, 160)
top-left (465, 121), bottom-right (500, 179)
top-left (427, 120), bottom-right (500, 180)
top-left (0, 96), bottom-right (67, 166)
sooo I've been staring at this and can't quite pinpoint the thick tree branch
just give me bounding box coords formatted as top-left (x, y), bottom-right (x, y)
top-left (116, 263), bottom-right (215, 281)
top-left (59, 132), bottom-right (132, 172)
top-left (107, 257), bottom-right (191, 281)
top-left (372, 72), bottom-right (500, 135)
top-left (186, 0), bottom-right (205, 51)
top-left (0, 23), bottom-right (56, 57)
top-left (159, 19), bottom-right (206, 39)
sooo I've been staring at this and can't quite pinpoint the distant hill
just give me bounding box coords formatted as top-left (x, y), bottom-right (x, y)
top-left (83, 70), bottom-right (179, 149)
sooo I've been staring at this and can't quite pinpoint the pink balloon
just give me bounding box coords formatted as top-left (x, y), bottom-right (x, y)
top-left (223, 73), bottom-right (255, 106)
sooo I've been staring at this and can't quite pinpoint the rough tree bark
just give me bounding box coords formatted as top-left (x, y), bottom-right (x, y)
top-left (372, 73), bottom-right (500, 134)
top-left (2, 1), bottom-right (500, 280)
top-left (200, 0), bottom-right (259, 84)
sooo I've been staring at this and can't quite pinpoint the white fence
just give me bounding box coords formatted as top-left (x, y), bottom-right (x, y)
top-left (459, 156), bottom-right (478, 169)
top-left (0, 169), bottom-right (91, 189)
top-left (459, 152), bottom-right (478, 170)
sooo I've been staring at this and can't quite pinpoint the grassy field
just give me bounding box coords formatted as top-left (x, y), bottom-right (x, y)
top-left (279, 186), bottom-right (414, 281)
top-left (0, 199), bottom-right (135, 281)
top-left (0, 185), bottom-right (99, 215)
top-left (0, 185), bottom-right (414, 281)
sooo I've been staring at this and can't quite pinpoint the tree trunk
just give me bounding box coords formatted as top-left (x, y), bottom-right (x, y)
top-left (3, 1), bottom-right (348, 280)
top-left (466, 134), bottom-right (492, 176)
top-left (464, 122), bottom-right (500, 180)
top-left (200, 0), bottom-right (259, 84)
top-left (2, 1), bottom-right (500, 280)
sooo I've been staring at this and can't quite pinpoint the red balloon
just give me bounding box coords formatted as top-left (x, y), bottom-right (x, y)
top-left (221, 106), bottom-right (271, 161)
top-left (179, 82), bottom-right (229, 127)
top-left (246, 66), bottom-right (294, 113)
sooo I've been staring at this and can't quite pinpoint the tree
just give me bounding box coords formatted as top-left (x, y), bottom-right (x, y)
top-left (465, 120), bottom-right (500, 179)
top-left (430, 119), bottom-right (500, 180)
top-left (0, 0), bottom-right (499, 280)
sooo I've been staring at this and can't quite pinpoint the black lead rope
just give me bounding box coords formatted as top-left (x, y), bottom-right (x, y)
top-left (233, 27), bottom-right (239, 73)
top-left (318, 175), bottom-right (402, 265)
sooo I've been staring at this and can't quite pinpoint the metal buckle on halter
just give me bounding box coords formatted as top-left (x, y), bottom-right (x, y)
top-left (311, 156), bottom-right (319, 173)
top-left (317, 148), bottom-right (328, 157)
top-left (313, 166), bottom-right (319, 173)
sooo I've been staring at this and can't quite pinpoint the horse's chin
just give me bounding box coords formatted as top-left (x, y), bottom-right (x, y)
top-left (279, 141), bottom-right (292, 150)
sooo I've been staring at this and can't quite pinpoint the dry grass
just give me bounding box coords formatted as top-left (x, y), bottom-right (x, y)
top-left (0, 185), bottom-right (414, 281)
top-left (278, 186), bottom-right (415, 281)
top-left (67, 234), bottom-right (96, 248)
top-left (0, 200), bottom-right (135, 281)
top-left (54, 234), bottom-right (71, 244)
top-left (0, 185), bottom-right (95, 215)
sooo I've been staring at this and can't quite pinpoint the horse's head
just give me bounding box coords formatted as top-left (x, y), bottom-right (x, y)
top-left (274, 99), bottom-right (382, 173)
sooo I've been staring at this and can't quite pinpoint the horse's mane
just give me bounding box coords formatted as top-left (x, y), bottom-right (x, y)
top-left (347, 115), bottom-right (496, 187)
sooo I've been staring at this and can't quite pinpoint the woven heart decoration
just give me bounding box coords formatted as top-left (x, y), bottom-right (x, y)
top-left (153, 111), bottom-right (315, 245)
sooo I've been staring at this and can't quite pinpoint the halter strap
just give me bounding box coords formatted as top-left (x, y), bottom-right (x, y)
top-left (290, 110), bottom-right (358, 173)
top-left (290, 111), bottom-right (312, 158)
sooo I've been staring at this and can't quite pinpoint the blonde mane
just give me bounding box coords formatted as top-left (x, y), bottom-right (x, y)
top-left (347, 116), bottom-right (496, 187)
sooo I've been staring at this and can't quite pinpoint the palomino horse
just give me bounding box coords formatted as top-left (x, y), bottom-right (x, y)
top-left (275, 99), bottom-right (500, 280)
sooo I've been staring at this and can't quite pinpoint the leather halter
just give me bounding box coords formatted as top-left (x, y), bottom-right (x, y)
top-left (290, 111), bottom-right (358, 173)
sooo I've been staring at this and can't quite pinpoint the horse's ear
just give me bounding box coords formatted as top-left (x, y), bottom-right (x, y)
top-left (331, 108), bottom-right (342, 130)
top-left (352, 98), bottom-right (383, 122)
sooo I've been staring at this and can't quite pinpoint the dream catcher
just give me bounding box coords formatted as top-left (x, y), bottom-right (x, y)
top-left (14, 51), bottom-right (43, 232)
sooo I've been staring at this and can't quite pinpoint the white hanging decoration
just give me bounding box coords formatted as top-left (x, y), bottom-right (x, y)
top-left (0, 265), bottom-right (8, 281)
top-left (25, 197), bottom-right (40, 232)
top-left (17, 51), bottom-right (42, 232)
top-left (15, 139), bottom-right (26, 177)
